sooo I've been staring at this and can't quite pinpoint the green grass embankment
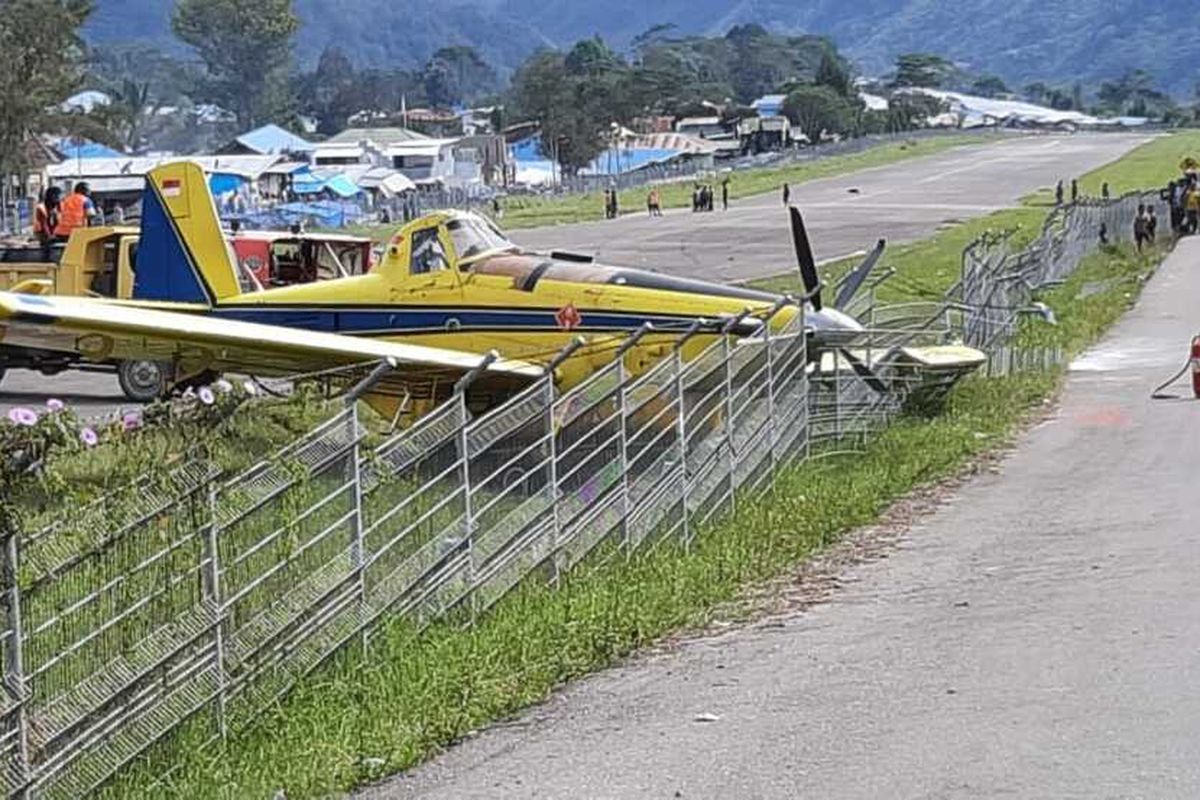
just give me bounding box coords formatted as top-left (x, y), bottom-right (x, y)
top-left (102, 213), bottom-right (1171, 800)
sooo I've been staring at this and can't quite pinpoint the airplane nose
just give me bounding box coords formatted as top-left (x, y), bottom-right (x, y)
top-left (808, 306), bottom-right (865, 347)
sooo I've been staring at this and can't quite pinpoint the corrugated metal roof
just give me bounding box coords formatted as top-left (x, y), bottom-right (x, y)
top-left (47, 155), bottom-right (283, 180)
top-left (235, 124), bottom-right (313, 154)
top-left (326, 127), bottom-right (430, 146)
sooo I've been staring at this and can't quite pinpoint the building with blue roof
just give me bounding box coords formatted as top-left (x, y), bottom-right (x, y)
top-left (220, 124), bottom-right (313, 156)
top-left (53, 138), bottom-right (123, 160)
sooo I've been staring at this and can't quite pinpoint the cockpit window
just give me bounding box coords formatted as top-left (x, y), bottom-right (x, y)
top-left (447, 216), bottom-right (516, 264)
top-left (410, 227), bottom-right (448, 274)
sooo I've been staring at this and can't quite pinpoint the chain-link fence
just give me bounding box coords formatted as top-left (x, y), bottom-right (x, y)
top-left (0, 188), bottom-right (1147, 798)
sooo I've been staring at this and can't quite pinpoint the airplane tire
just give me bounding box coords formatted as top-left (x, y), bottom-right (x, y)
top-left (117, 360), bottom-right (170, 403)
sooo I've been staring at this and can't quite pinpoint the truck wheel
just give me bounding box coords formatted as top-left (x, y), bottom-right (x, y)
top-left (117, 360), bottom-right (170, 403)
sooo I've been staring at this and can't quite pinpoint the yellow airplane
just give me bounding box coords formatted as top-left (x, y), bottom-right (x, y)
top-left (0, 162), bottom-right (980, 417)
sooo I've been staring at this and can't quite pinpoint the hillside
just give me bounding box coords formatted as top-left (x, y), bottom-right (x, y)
top-left (83, 0), bottom-right (1191, 94)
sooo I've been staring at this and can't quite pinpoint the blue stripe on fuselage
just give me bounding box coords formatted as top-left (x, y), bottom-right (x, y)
top-left (209, 306), bottom-right (699, 334)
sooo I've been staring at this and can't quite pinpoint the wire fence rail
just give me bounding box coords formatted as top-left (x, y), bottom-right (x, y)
top-left (0, 191), bottom-right (1145, 798)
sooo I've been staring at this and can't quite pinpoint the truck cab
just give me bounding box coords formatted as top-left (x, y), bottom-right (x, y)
top-left (0, 226), bottom-right (139, 297)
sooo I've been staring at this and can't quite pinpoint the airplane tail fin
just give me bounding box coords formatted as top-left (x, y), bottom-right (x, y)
top-left (135, 162), bottom-right (241, 304)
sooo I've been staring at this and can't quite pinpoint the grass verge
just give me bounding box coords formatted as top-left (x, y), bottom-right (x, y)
top-left (342, 134), bottom-right (991, 238)
top-left (100, 230), bottom-right (1166, 798)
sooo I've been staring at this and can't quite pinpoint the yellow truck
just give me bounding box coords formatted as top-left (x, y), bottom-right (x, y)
top-left (0, 227), bottom-right (153, 397)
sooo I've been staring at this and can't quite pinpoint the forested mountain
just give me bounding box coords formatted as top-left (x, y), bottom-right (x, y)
top-left (84, 0), bottom-right (1191, 95)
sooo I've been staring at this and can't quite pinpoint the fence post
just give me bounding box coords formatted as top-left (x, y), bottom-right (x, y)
top-left (673, 320), bottom-right (707, 546)
top-left (758, 299), bottom-right (793, 489)
top-left (203, 478), bottom-right (228, 740)
top-left (2, 532), bottom-right (30, 799)
top-left (344, 359), bottom-right (399, 646)
top-left (543, 338), bottom-right (584, 584)
top-left (720, 310), bottom-right (752, 512)
top-left (454, 351), bottom-right (499, 614)
top-left (347, 402), bottom-right (367, 648)
top-left (613, 324), bottom-right (653, 553)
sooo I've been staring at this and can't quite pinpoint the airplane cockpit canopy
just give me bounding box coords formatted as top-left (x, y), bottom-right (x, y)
top-left (447, 214), bottom-right (518, 263)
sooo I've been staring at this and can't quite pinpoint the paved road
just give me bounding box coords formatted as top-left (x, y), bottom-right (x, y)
top-left (513, 133), bottom-right (1150, 283)
top-left (0, 134), bottom-right (1148, 416)
top-left (365, 238), bottom-right (1200, 799)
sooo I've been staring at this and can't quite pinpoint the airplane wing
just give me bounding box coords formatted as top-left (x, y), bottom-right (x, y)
top-left (0, 291), bottom-right (542, 399)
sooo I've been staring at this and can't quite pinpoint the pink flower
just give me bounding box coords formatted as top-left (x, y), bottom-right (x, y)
top-left (79, 427), bottom-right (98, 447)
top-left (198, 387), bottom-right (215, 406)
top-left (122, 411), bottom-right (142, 432)
top-left (6, 407), bottom-right (38, 427)
top-left (45, 398), bottom-right (64, 413)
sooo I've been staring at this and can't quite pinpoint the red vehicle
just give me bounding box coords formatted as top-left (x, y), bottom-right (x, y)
top-left (229, 231), bottom-right (374, 290)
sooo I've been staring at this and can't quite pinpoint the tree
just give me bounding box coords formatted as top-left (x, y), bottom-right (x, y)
top-left (1097, 70), bottom-right (1172, 117)
top-left (1022, 82), bottom-right (1048, 105)
top-left (815, 51), bottom-right (853, 98)
top-left (172, 0), bottom-right (299, 129)
top-left (510, 41), bottom-right (634, 174)
top-left (891, 53), bottom-right (958, 89)
top-left (0, 0), bottom-right (93, 177)
top-left (423, 46), bottom-right (499, 108)
top-left (885, 92), bottom-right (947, 132)
top-left (783, 85), bottom-right (852, 144)
top-left (970, 75), bottom-right (1009, 98)
top-left (299, 45), bottom-right (358, 135)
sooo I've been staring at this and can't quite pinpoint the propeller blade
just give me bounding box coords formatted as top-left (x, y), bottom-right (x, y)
top-left (834, 238), bottom-right (887, 311)
top-left (837, 348), bottom-right (890, 394)
top-left (789, 205), bottom-right (822, 311)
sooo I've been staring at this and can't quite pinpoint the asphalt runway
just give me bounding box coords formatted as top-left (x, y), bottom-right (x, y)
top-left (0, 133), bottom-right (1148, 416)
top-left (363, 236), bottom-right (1200, 799)
top-left (513, 133), bottom-right (1151, 283)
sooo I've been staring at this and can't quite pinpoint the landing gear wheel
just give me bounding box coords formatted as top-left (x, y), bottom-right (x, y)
top-left (117, 360), bottom-right (170, 403)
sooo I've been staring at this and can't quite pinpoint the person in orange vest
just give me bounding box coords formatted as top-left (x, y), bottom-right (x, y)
top-left (33, 186), bottom-right (62, 260)
top-left (56, 181), bottom-right (98, 240)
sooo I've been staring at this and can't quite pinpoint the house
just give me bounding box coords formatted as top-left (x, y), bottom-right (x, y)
top-left (316, 127), bottom-right (486, 187)
top-left (751, 94), bottom-right (787, 118)
top-left (459, 107), bottom-right (498, 137)
top-left (674, 116), bottom-right (728, 139)
top-left (737, 116), bottom-right (792, 152)
top-left (218, 124), bottom-right (314, 157)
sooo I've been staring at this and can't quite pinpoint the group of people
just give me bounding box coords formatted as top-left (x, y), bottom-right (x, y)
top-left (33, 182), bottom-right (100, 259)
top-left (691, 181), bottom-right (727, 213)
top-left (1161, 174), bottom-right (1200, 236)
top-left (1054, 179), bottom-right (1113, 207)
